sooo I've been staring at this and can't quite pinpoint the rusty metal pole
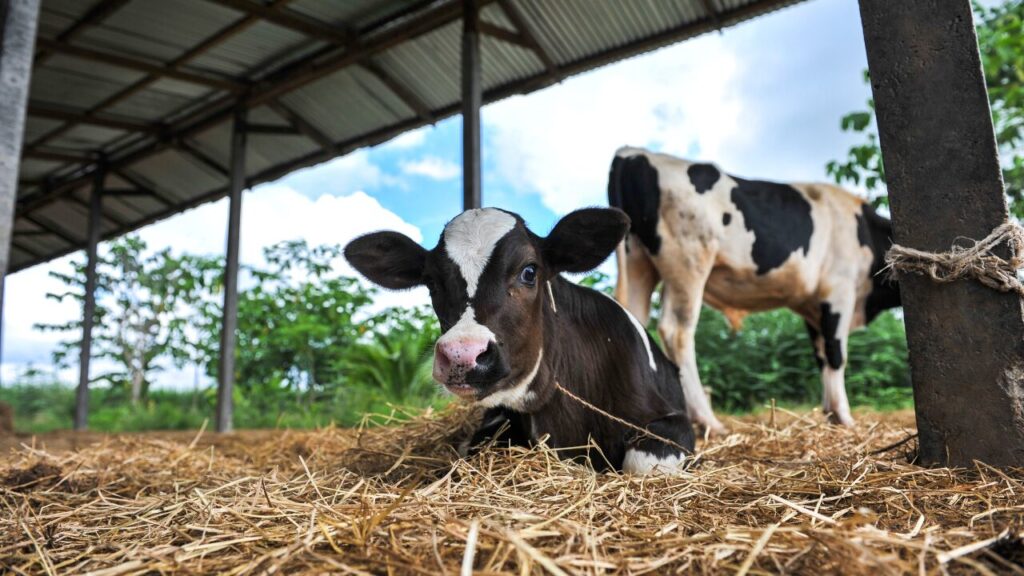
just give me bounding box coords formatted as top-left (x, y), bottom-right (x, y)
top-left (0, 0), bottom-right (41, 382)
top-left (75, 166), bottom-right (103, 430)
top-left (216, 108), bottom-right (247, 434)
top-left (859, 0), bottom-right (1024, 466)
top-left (461, 0), bottom-right (481, 210)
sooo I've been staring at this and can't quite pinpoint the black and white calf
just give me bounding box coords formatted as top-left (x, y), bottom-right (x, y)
top-left (345, 207), bottom-right (695, 473)
top-left (609, 146), bottom-right (901, 434)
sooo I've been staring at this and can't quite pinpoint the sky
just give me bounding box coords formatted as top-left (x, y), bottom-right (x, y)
top-left (2, 0), bottom-right (877, 385)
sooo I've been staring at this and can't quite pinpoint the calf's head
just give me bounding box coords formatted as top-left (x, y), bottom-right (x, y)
top-left (345, 208), bottom-right (629, 406)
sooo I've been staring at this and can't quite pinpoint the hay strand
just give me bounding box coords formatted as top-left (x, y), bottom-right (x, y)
top-left (2, 406), bottom-right (1023, 574)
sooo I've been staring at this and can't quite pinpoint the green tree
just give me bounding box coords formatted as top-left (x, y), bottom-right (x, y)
top-left (200, 240), bottom-right (376, 403)
top-left (827, 0), bottom-right (1024, 214)
top-left (340, 305), bottom-right (441, 402)
top-left (36, 236), bottom-right (211, 404)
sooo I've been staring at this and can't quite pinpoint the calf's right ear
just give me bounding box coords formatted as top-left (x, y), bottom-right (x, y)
top-left (344, 231), bottom-right (427, 290)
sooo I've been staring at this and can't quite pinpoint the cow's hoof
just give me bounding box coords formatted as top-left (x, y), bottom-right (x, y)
top-left (825, 411), bottom-right (855, 427)
top-left (698, 421), bottom-right (729, 438)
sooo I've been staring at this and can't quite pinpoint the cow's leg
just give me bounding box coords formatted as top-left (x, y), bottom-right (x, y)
top-left (815, 298), bottom-right (856, 426)
top-left (621, 413), bottom-right (695, 474)
top-left (458, 407), bottom-right (531, 457)
top-left (614, 235), bottom-right (660, 325)
top-left (659, 283), bottom-right (727, 436)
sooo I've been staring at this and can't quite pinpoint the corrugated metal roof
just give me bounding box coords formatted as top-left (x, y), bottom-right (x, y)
top-left (12, 0), bottom-right (804, 272)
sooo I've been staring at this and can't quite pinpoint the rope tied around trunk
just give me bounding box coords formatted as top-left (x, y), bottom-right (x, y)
top-left (884, 221), bottom-right (1024, 296)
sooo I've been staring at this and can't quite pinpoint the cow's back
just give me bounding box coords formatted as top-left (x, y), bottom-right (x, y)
top-left (612, 147), bottom-right (874, 315)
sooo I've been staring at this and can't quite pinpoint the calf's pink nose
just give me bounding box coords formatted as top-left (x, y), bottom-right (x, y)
top-left (434, 339), bottom-right (490, 382)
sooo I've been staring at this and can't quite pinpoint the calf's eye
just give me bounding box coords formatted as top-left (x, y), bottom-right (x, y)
top-left (519, 264), bottom-right (537, 286)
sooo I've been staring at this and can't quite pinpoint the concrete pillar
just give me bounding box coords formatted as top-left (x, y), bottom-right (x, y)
top-left (0, 0), bottom-right (42, 383)
top-left (461, 0), bottom-right (481, 210)
top-left (859, 0), bottom-right (1024, 466)
top-left (75, 168), bottom-right (103, 430)
top-left (216, 108), bottom-right (247, 433)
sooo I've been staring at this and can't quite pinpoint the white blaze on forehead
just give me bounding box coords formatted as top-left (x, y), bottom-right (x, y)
top-left (600, 293), bottom-right (657, 371)
top-left (443, 208), bottom-right (517, 298)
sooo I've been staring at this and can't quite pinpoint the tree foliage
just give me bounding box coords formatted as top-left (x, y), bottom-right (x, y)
top-left (206, 241), bottom-right (377, 400)
top-left (827, 1), bottom-right (1024, 215)
top-left (36, 236), bottom-right (212, 404)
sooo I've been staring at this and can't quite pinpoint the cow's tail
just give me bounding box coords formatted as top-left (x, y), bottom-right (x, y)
top-left (608, 154), bottom-right (631, 307)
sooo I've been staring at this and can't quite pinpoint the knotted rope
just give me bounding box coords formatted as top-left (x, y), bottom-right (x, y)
top-left (884, 221), bottom-right (1024, 296)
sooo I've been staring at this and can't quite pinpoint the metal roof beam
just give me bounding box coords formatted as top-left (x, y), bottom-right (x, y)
top-left (178, 140), bottom-right (230, 178)
top-left (28, 103), bottom-right (159, 133)
top-left (35, 38), bottom-right (245, 92)
top-left (244, 123), bottom-right (299, 135)
top-left (266, 100), bottom-right (333, 148)
top-left (12, 228), bottom-right (51, 238)
top-left (23, 149), bottom-right (94, 164)
top-left (18, 0), bottom-right (793, 232)
top-left (17, 0), bottom-right (474, 215)
top-left (207, 0), bottom-right (351, 46)
top-left (103, 188), bottom-right (150, 197)
top-left (10, 238), bottom-right (44, 258)
top-left (478, 21), bottom-right (530, 49)
top-left (113, 169), bottom-right (175, 207)
top-left (21, 213), bottom-right (81, 245)
top-left (496, 0), bottom-right (557, 76)
top-left (359, 61), bottom-right (434, 122)
top-left (249, 0), bottom-right (480, 108)
top-left (25, 2), bottom-right (288, 153)
top-left (35, 0), bottom-right (132, 64)
top-left (697, 0), bottom-right (724, 30)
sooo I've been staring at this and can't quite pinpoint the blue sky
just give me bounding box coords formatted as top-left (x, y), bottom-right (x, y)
top-left (3, 0), bottom-right (877, 383)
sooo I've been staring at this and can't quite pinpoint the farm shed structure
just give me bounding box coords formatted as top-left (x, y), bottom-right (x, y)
top-left (0, 0), bottom-right (1021, 465)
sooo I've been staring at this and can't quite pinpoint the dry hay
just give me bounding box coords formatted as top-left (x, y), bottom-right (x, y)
top-left (1, 406), bottom-right (1023, 575)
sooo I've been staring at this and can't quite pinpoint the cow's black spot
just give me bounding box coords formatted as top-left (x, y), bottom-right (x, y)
top-left (729, 177), bottom-right (814, 275)
top-left (855, 208), bottom-right (871, 248)
top-left (687, 163), bottom-right (720, 194)
top-left (607, 155), bottom-right (662, 255)
top-left (804, 321), bottom-right (824, 370)
top-left (820, 303), bottom-right (843, 370)
top-left (722, 212), bottom-right (732, 226)
top-left (858, 204), bottom-right (902, 322)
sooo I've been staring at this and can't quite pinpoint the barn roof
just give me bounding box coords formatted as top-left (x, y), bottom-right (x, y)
top-left (11, 0), bottom-right (801, 272)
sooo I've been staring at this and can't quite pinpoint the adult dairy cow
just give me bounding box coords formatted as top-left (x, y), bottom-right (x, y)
top-left (345, 207), bottom-right (696, 473)
top-left (609, 146), bottom-right (901, 435)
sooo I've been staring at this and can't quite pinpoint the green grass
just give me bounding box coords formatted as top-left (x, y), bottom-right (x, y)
top-left (0, 383), bottom-right (450, 434)
top-left (0, 378), bottom-right (912, 436)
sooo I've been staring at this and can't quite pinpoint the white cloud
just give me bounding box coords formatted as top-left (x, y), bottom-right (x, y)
top-left (137, 184), bottom-right (423, 263)
top-left (2, 187), bottom-right (429, 385)
top-left (1, 258), bottom-right (82, 381)
top-left (381, 127), bottom-right (428, 150)
top-left (485, 34), bottom-right (746, 214)
top-left (400, 156), bottom-right (460, 181)
top-left (277, 149), bottom-right (401, 196)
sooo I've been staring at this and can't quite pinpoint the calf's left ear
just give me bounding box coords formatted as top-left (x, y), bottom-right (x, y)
top-left (344, 231), bottom-right (427, 290)
top-left (542, 208), bottom-right (630, 273)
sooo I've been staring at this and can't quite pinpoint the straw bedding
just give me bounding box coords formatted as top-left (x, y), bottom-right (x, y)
top-left (1, 406), bottom-right (1022, 575)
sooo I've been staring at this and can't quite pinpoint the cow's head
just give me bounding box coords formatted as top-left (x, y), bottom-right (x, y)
top-left (345, 208), bottom-right (629, 407)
